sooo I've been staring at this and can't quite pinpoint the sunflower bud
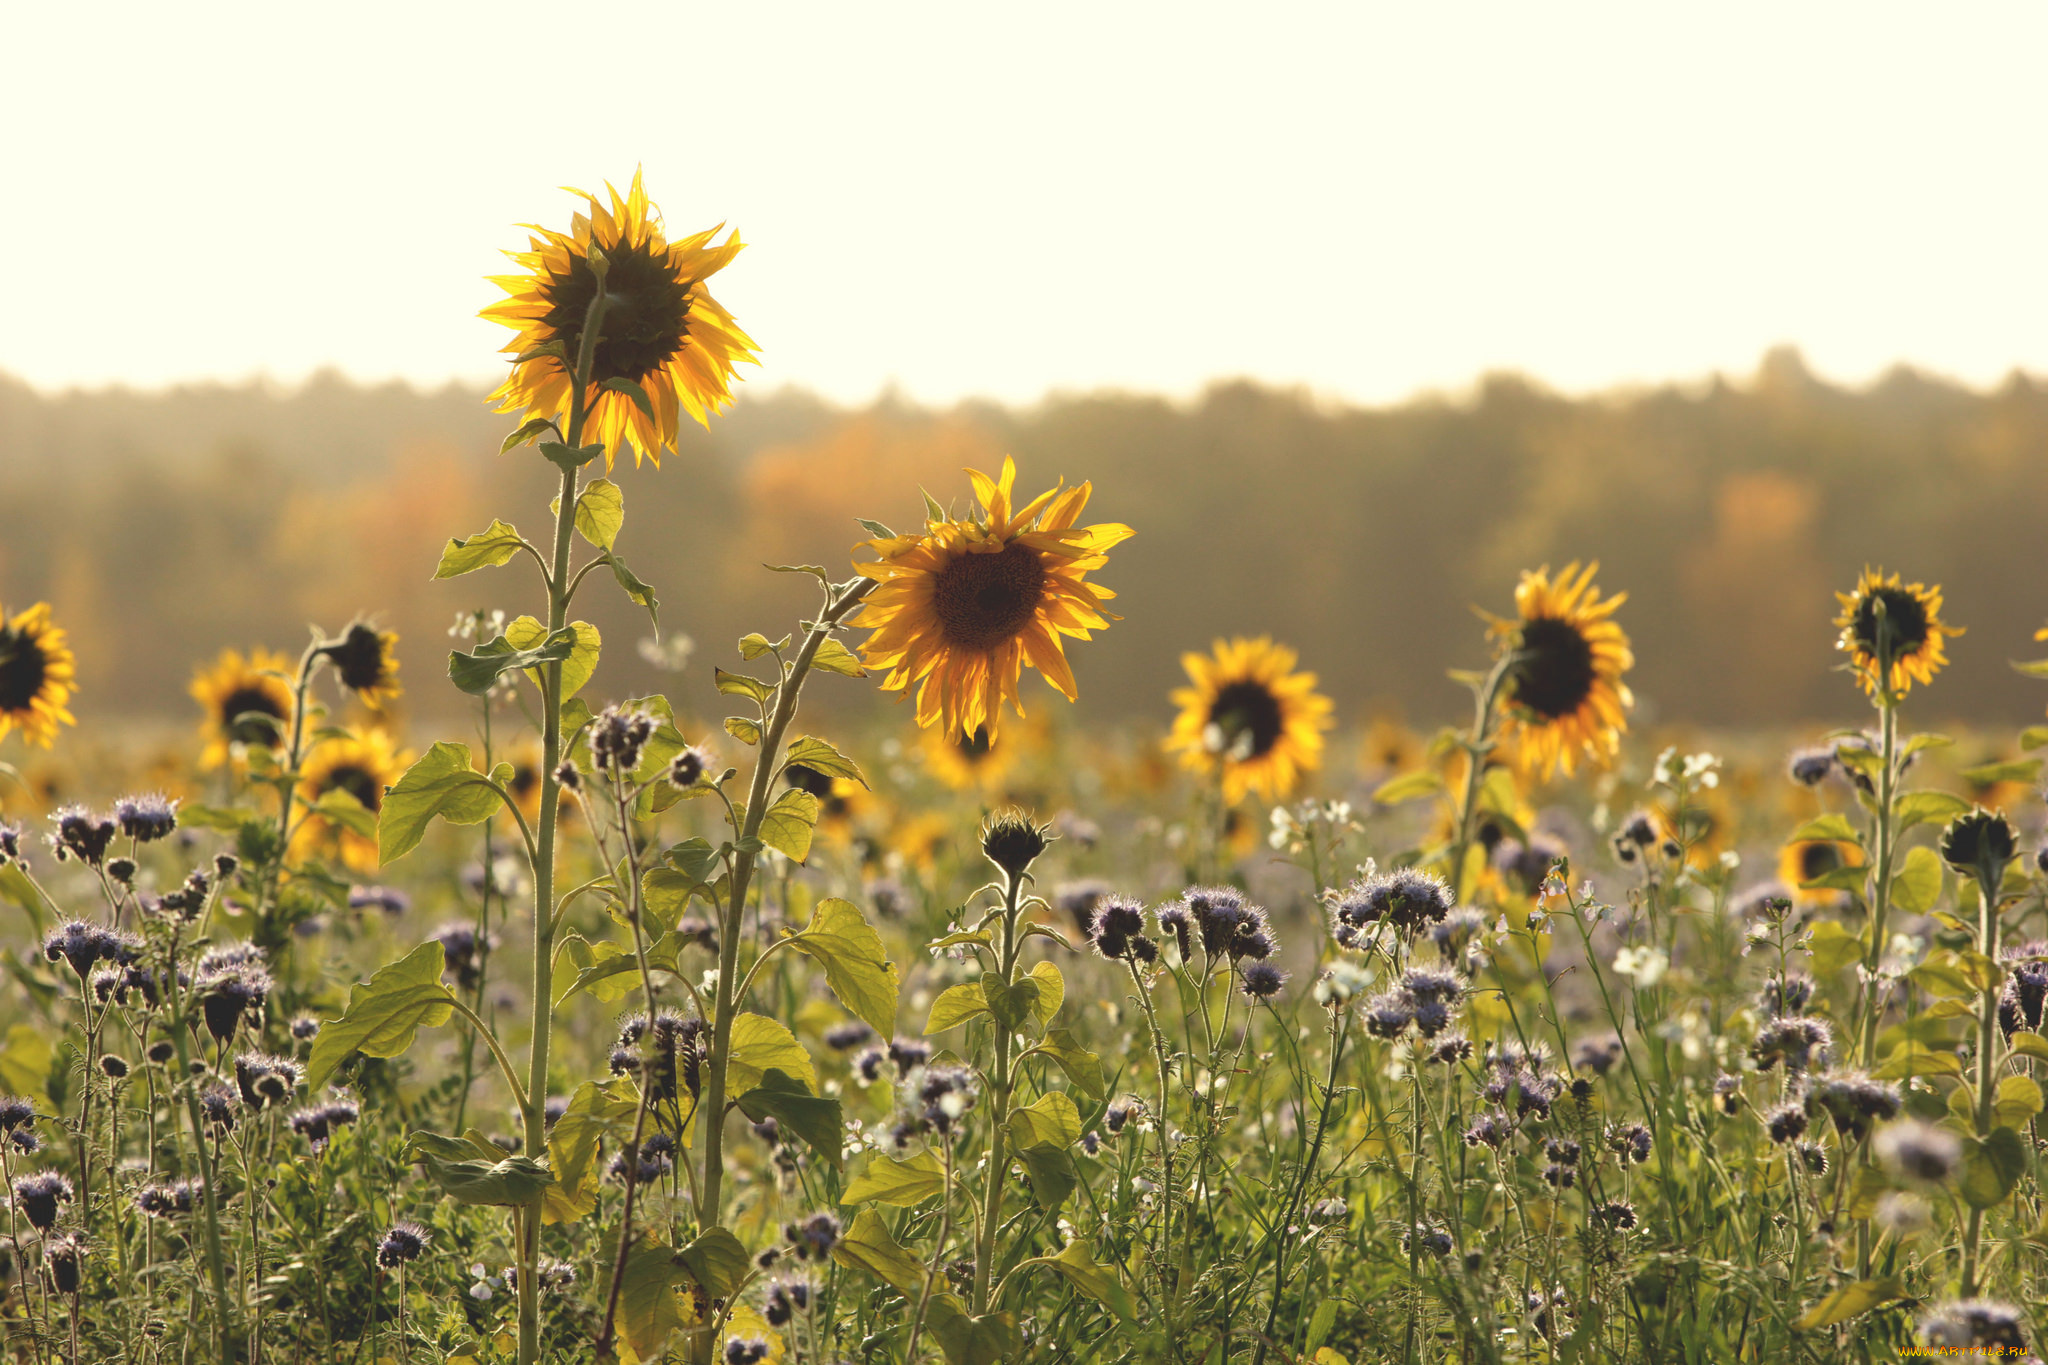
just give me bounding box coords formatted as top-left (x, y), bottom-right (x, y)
top-left (980, 811), bottom-right (1052, 879)
top-left (1940, 808), bottom-right (2017, 888)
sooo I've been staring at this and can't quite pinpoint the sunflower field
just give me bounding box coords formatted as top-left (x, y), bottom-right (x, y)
top-left (8, 174), bottom-right (2048, 1365)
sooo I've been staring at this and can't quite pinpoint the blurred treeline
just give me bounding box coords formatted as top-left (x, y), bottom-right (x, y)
top-left (5, 345), bottom-right (2048, 739)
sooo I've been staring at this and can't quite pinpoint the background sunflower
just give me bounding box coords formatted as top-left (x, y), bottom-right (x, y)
top-left (1166, 636), bottom-right (1333, 805)
top-left (190, 648), bottom-right (296, 770)
top-left (851, 457), bottom-right (1131, 742)
top-left (484, 170), bottom-right (757, 469)
top-left (0, 602), bottom-right (76, 750)
top-left (292, 727), bottom-right (410, 871)
top-left (1488, 562), bottom-right (1634, 779)
top-left (1835, 568), bottom-right (1958, 697)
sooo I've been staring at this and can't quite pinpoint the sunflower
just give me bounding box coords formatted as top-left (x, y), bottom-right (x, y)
top-left (851, 457), bottom-right (1132, 741)
top-left (483, 169), bottom-right (757, 469)
top-left (0, 602), bottom-right (76, 750)
top-left (1833, 568), bottom-right (1958, 697)
top-left (1167, 637), bottom-right (1334, 805)
top-left (324, 623), bottom-right (401, 708)
top-left (191, 648), bottom-right (295, 770)
top-left (919, 717), bottom-right (1038, 795)
top-left (1486, 562), bottom-right (1634, 779)
top-left (292, 728), bottom-right (410, 871)
top-left (783, 762), bottom-right (873, 843)
top-left (1360, 716), bottom-right (1423, 781)
top-left (1779, 838), bottom-right (1864, 909)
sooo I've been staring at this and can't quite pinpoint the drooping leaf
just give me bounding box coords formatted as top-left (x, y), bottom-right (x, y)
top-left (810, 637), bottom-right (868, 678)
top-left (1786, 814), bottom-right (1859, 844)
top-left (1025, 960), bottom-right (1065, 1029)
top-left (544, 1077), bottom-right (638, 1224)
top-left (1963, 756), bottom-right (2044, 786)
top-left (1890, 845), bottom-right (1944, 916)
top-left (618, 1237), bottom-right (695, 1359)
top-left (789, 897), bottom-right (899, 1035)
top-left (606, 552), bottom-right (660, 635)
top-left (447, 628), bottom-right (577, 697)
top-left (1794, 1277), bottom-right (1906, 1329)
top-left (663, 837), bottom-right (722, 886)
top-left (404, 1131), bottom-right (552, 1206)
top-left (435, 519), bottom-right (528, 579)
top-left (927, 1296), bottom-right (1022, 1365)
top-left (715, 669), bottom-right (774, 704)
top-left (1031, 1029), bottom-right (1106, 1103)
top-left (738, 632), bottom-right (788, 660)
top-left (1015, 1144), bottom-right (1078, 1209)
top-left (378, 742), bottom-right (512, 864)
top-left (841, 1149), bottom-right (946, 1207)
top-left (306, 941), bottom-right (455, 1088)
top-left (783, 735), bottom-right (868, 788)
top-left (677, 1226), bottom-right (752, 1303)
top-left (498, 416), bottom-right (555, 454)
top-left (1007, 1091), bottom-right (1083, 1151)
top-left (1895, 790), bottom-right (1972, 831)
top-left (311, 787), bottom-right (378, 839)
top-left (1371, 769), bottom-right (1442, 805)
top-left (735, 1068), bottom-right (842, 1165)
top-left (1961, 1127), bottom-right (2030, 1208)
top-left (1995, 1074), bottom-right (2044, 1127)
top-left (983, 975), bottom-right (1041, 1033)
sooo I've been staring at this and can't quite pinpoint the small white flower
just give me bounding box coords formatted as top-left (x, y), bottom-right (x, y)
top-left (1612, 946), bottom-right (1669, 988)
top-left (469, 1281), bottom-right (493, 1301)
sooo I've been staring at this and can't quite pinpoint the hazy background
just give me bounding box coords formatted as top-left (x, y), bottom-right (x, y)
top-left (5, 3), bottom-right (2048, 740)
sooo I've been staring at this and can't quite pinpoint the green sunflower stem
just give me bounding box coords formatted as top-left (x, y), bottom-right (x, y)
top-left (1447, 651), bottom-right (1516, 904)
top-left (1857, 691), bottom-right (1899, 1068)
top-left (1962, 856), bottom-right (2005, 1297)
top-left (972, 866), bottom-right (1027, 1316)
top-left (517, 285), bottom-right (607, 1365)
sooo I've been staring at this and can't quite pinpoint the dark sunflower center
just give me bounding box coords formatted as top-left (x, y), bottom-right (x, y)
top-left (220, 687), bottom-right (286, 746)
top-left (329, 626), bottom-right (391, 693)
top-left (322, 764), bottom-right (383, 813)
top-left (0, 627), bottom-right (48, 712)
top-left (956, 726), bottom-right (993, 762)
top-left (1510, 617), bottom-right (1597, 720)
top-left (511, 762), bottom-right (539, 802)
top-left (541, 240), bottom-right (692, 386)
top-left (1208, 681), bottom-right (1285, 760)
top-left (1798, 842), bottom-right (1842, 881)
top-left (1852, 586), bottom-right (1931, 660)
top-left (930, 544), bottom-right (1048, 651)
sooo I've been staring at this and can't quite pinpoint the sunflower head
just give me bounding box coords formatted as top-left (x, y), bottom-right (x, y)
top-left (191, 648), bottom-right (295, 770)
top-left (851, 457), bottom-right (1132, 742)
top-left (0, 603), bottom-right (76, 750)
top-left (1940, 807), bottom-right (2018, 887)
top-left (981, 810), bottom-right (1053, 880)
top-left (1833, 569), bottom-right (1958, 698)
top-left (324, 623), bottom-right (401, 708)
top-left (484, 170), bottom-right (758, 470)
top-left (1167, 637), bottom-right (1334, 805)
top-left (293, 728), bottom-right (409, 872)
top-left (1487, 562), bottom-right (1634, 779)
top-left (1778, 838), bottom-right (1863, 908)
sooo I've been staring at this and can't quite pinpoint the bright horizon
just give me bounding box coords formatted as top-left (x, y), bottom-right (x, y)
top-left (7, 2), bottom-right (2046, 409)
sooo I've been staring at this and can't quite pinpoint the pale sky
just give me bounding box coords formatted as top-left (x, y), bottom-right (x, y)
top-left (6, 2), bottom-right (2045, 407)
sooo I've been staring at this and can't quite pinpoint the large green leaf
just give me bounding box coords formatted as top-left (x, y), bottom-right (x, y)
top-left (404, 1130), bottom-right (552, 1207)
top-left (1025, 960), bottom-right (1065, 1029)
top-left (1961, 1127), bottom-right (2030, 1208)
top-left (678, 1226), bottom-right (751, 1303)
top-left (758, 788), bottom-right (820, 862)
top-left (830, 1207), bottom-right (925, 1298)
top-left (434, 519), bottom-right (527, 578)
top-left (926, 982), bottom-right (992, 1034)
top-left (306, 941), bottom-right (455, 1088)
top-left (726, 1013), bottom-right (816, 1094)
top-left (1015, 1145), bottom-right (1078, 1210)
top-left (809, 637), bottom-right (868, 678)
top-left (841, 1149), bottom-right (947, 1207)
top-left (1793, 1277), bottom-right (1906, 1329)
top-left (1049, 1242), bottom-right (1137, 1320)
top-left (928, 1296), bottom-right (1022, 1365)
top-left (1890, 845), bottom-right (1944, 916)
top-left (378, 742), bottom-right (512, 864)
top-left (789, 897), bottom-right (899, 1035)
top-left (735, 1069), bottom-right (842, 1166)
top-left (1785, 814), bottom-right (1859, 844)
top-left (618, 1237), bottom-right (692, 1359)
top-left (1896, 790), bottom-right (1971, 831)
top-left (574, 478), bottom-right (623, 550)
top-left (544, 1077), bottom-right (638, 1224)
top-left (1007, 1092), bottom-right (1083, 1151)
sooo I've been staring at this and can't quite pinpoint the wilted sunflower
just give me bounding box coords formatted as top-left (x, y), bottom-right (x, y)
top-left (1834, 569), bottom-right (1958, 697)
top-left (1167, 637), bottom-right (1334, 805)
top-left (0, 602), bottom-right (76, 749)
top-left (323, 623), bottom-right (400, 708)
top-left (483, 169), bottom-right (758, 469)
top-left (191, 648), bottom-right (295, 770)
top-left (1486, 562), bottom-right (1633, 779)
top-left (292, 728), bottom-right (409, 871)
top-left (851, 458), bottom-right (1132, 741)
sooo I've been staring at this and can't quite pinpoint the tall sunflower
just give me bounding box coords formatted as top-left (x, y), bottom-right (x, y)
top-left (1486, 562), bottom-right (1634, 779)
top-left (1834, 568), bottom-right (1959, 697)
top-left (851, 457), bottom-right (1132, 741)
top-left (292, 728), bottom-right (410, 871)
top-left (1166, 637), bottom-right (1334, 805)
top-left (483, 169), bottom-right (757, 469)
top-left (191, 648), bottom-right (296, 770)
top-left (0, 602), bottom-right (76, 749)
